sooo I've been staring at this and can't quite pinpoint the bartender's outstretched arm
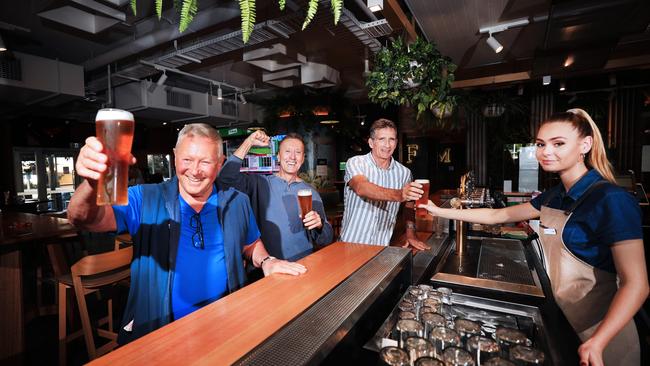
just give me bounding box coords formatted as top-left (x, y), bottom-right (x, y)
top-left (417, 200), bottom-right (539, 225)
top-left (67, 136), bottom-right (135, 232)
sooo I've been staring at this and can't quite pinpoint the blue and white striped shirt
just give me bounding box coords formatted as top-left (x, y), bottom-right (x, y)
top-left (340, 153), bottom-right (412, 245)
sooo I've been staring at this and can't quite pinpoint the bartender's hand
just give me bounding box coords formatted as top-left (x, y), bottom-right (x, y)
top-left (247, 130), bottom-right (270, 147)
top-left (261, 258), bottom-right (307, 276)
top-left (303, 211), bottom-right (323, 230)
top-left (417, 200), bottom-right (440, 216)
top-left (401, 181), bottom-right (424, 202)
top-left (578, 338), bottom-right (605, 366)
top-left (76, 136), bottom-right (136, 181)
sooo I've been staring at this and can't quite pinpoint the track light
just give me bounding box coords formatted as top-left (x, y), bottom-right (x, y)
top-left (559, 80), bottom-right (566, 91)
top-left (157, 71), bottom-right (167, 86)
top-left (239, 92), bottom-right (247, 104)
top-left (486, 33), bottom-right (503, 53)
top-left (217, 86), bottom-right (223, 100)
top-left (0, 35), bottom-right (6, 52)
top-left (367, 0), bottom-right (383, 12)
top-left (479, 17), bottom-right (529, 55)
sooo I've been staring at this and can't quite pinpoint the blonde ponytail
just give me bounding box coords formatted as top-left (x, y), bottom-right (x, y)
top-left (566, 108), bottom-right (616, 183)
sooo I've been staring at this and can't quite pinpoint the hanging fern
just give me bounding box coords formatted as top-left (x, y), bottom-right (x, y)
top-left (330, 0), bottom-right (342, 25)
top-left (301, 0), bottom-right (318, 30)
top-left (278, 0), bottom-right (285, 11)
top-left (130, 0), bottom-right (137, 15)
top-left (155, 0), bottom-right (163, 19)
top-left (239, 0), bottom-right (256, 43)
top-left (179, 0), bottom-right (198, 32)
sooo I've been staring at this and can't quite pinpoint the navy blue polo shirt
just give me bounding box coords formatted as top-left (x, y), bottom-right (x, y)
top-left (530, 170), bottom-right (642, 273)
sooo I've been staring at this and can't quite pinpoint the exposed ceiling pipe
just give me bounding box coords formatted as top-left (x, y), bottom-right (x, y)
top-left (354, 0), bottom-right (379, 21)
top-left (83, 3), bottom-right (240, 71)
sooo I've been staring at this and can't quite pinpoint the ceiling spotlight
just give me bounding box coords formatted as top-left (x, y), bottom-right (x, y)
top-left (162, 122), bottom-right (168, 126)
top-left (239, 92), bottom-right (247, 104)
top-left (486, 33), bottom-right (503, 54)
top-left (479, 18), bottom-right (529, 55)
top-left (157, 71), bottom-right (167, 86)
top-left (559, 80), bottom-right (566, 91)
top-left (543, 75), bottom-right (551, 86)
top-left (367, 0), bottom-right (383, 12)
top-left (0, 34), bottom-right (6, 52)
top-left (217, 86), bottom-right (223, 100)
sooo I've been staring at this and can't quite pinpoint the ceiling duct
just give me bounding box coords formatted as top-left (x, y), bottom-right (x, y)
top-left (262, 68), bottom-right (300, 88)
top-left (243, 43), bottom-right (306, 72)
top-left (301, 62), bottom-right (340, 89)
top-left (0, 52), bottom-right (84, 109)
top-left (113, 80), bottom-right (255, 124)
top-left (38, 4), bottom-right (126, 34)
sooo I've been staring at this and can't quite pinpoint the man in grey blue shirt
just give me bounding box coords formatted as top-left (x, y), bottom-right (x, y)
top-left (218, 131), bottom-right (333, 261)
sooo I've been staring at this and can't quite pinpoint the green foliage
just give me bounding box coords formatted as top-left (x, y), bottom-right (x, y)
top-left (302, 0), bottom-right (319, 30)
top-left (330, 0), bottom-right (342, 25)
top-left (130, 1), bottom-right (342, 41)
top-left (365, 37), bottom-right (457, 120)
top-left (155, 0), bottom-right (163, 19)
top-left (239, 0), bottom-right (256, 42)
top-left (179, 0), bottom-right (198, 32)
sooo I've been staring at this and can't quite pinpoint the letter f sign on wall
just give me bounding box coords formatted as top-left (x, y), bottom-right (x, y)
top-left (407, 144), bottom-right (419, 164)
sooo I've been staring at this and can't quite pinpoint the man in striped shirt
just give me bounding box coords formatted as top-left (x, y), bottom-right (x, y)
top-left (340, 119), bottom-right (429, 250)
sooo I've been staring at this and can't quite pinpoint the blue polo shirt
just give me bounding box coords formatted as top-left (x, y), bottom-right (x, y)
top-left (113, 185), bottom-right (260, 320)
top-left (530, 170), bottom-right (642, 273)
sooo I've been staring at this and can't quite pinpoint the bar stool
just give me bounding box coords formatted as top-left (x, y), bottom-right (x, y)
top-left (55, 246), bottom-right (132, 363)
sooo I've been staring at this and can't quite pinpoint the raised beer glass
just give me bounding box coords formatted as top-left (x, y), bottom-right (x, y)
top-left (95, 108), bottom-right (134, 206)
top-left (297, 189), bottom-right (312, 220)
top-left (415, 179), bottom-right (430, 217)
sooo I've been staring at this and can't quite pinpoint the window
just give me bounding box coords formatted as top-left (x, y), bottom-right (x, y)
top-left (147, 154), bottom-right (173, 182)
top-left (14, 148), bottom-right (78, 208)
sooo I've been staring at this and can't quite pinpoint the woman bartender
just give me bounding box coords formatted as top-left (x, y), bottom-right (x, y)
top-left (419, 108), bottom-right (648, 366)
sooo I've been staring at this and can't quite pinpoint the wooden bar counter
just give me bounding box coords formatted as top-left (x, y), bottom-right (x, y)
top-left (90, 242), bottom-right (404, 366)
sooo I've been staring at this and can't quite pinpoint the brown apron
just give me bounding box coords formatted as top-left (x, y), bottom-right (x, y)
top-left (538, 182), bottom-right (640, 365)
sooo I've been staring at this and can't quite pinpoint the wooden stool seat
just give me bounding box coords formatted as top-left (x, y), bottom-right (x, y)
top-left (56, 246), bottom-right (132, 364)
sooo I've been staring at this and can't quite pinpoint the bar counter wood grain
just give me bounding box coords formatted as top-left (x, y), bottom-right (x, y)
top-left (89, 242), bottom-right (383, 366)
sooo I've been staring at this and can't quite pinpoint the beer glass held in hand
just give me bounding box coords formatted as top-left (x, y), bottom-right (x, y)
top-left (415, 179), bottom-right (430, 217)
top-left (95, 109), bottom-right (135, 206)
top-left (297, 189), bottom-right (313, 221)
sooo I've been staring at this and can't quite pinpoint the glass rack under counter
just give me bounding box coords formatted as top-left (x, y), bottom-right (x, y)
top-left (366, 286), bottom-right (578, 365)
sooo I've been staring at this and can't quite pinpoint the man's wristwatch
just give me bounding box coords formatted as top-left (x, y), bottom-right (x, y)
top-left (259, 255), bottom-right (276, 267)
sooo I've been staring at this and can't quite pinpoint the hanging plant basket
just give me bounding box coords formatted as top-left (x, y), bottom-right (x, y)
top-left (365, 36), bottom-right (457, 120)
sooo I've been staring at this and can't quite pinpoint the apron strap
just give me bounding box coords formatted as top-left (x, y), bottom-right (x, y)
top-left (563, 180), bottom-right (609, 215)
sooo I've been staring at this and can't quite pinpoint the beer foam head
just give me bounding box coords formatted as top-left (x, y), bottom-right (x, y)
top-left (297, 189), bottom-right (312, 196)
top-left (96, 108), bottom-right (134, 122)
top-left (415, 179), bottom-right (429, 184)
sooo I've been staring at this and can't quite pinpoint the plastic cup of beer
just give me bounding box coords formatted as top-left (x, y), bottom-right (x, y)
top-left (297, 189), bottom-right (312, 220)
top-left (415, 179), bottom-right (430, 217)
top-left (95, 108), bottom-right (134, 206)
